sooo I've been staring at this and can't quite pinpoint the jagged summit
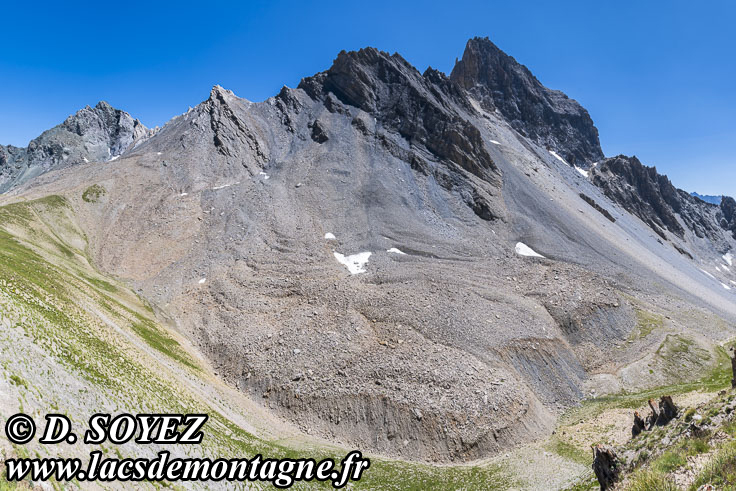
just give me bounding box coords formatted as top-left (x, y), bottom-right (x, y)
top-left (0, 102), bottom-right (152, 193)
top-left (208, 84), bottom-right (237, 100)
top-left (450, 37), bottom-right (603, 168)
top-left (298, 46), bottom-right (499, 189)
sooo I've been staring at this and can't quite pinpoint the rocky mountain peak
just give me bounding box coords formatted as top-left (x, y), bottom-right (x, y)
top-left (208, 84), bottom-right (237, 102)
top-left (450, 37), bottom-right (603, 167)
top-left (299, 48), bottom-right (423, 112)
top-left (0, 102), bottom-right (152, 193)
top-left (60, 102), bottom-right (148, 148)
top-left (298, 46), bottom-right (498, 187)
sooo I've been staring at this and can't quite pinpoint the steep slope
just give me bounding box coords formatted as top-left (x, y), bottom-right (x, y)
top-left (68, 80), bottom-right (553, 463)
top-left (2, 38), bottom-right (736, 475)
top-left (0, 102), bottom-right (152, 193)
top-left (450, 37), bottom-right (603, 167)
top-left (0, 194), bottom-right (519, 490)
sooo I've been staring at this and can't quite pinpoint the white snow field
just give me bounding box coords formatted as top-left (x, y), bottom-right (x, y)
top-left (333, 252), bottom-right (372, 274)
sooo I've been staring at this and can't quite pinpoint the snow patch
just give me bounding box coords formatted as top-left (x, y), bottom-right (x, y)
top-left (212, 182), bottom-right (239, 191)
top-left (157, 152), bottom-right (162, 156)
top-left (490, 140), bottom-right (501, 145)
top-left (387, 247), bottom-right (406, 255)
top-left (548, 150), bottom-right (568, 165)
top-left (334, 252), bottom-right (371, 274)
top-left (180, 192), bottom-right (188, 197)
top-left (515, 242), bottom-right (545, 258)
top-left (198, 278), bottom-right (206, 284)
top-left (724, 253), bottom-right (733, 266)
top-left (109, 155), bottom-right (120, 162)
top-left (324, 233), bottom-right (336, 240)
top-left (700, 268), bottom-right (716, 280)
top-left (722, 282), bottom-right (731, 290)
top-left (83, 157), bottom-right (89, 163)
top-left (723, 265), bottom-right (731, 272)
top-left (259, 171), bottom-right (270, 180)
top-left (716, 266), bottom-right (722, 272)
top-left (574, 166), bottom-right (589, 178)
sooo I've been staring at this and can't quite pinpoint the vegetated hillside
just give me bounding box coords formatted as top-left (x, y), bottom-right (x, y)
top-left (561, 361), bottom-right (736, 490)
top-left (1, 36), bottom-right (736, 488)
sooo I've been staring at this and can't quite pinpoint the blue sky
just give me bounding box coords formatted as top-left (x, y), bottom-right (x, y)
top-left (1, 1), bottom-right (734, 196)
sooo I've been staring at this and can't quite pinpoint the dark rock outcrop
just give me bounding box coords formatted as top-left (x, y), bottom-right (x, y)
top-left (631, 396), bottom-right (679, 438)
top-left (632, 411), bottom-right (646, 437)
top-left (450, 37), bottom-right (603, 167)
top-left (580, 193), bottom-right (616, 222)
top-left (308, 120), bottom-right (328, 143)
top-left (647, 399), bottom-right (660, 429)
top-left (298, 48), bottom-right (499, 184)
top-left (720, 196), bottom-right (736, 239)
top-left (592, 445), bottom-right (620, 490)
top-left (591, 155), bottom-right (685, 238)
top-left (0, 102), bottom-right (151, 193)
top-left (298, 47), bottom-right (503, 221)
top-left (590, 155), bottom-right (736, 243)
top-left (205, 85), bottom-right (266, 162)
top-left (656, 395), bottom-right (678, 425)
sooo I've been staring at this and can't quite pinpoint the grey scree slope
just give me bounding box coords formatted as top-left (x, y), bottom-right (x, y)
top-left (3, 37), bottom-right (736, 463)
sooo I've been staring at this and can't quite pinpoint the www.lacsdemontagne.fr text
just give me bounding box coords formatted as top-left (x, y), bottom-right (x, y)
top-left (6, 450), bottom-right (370, 488)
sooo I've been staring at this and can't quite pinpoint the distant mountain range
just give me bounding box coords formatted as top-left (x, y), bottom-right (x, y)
top-left (690, 191), bottom-right (723, 205)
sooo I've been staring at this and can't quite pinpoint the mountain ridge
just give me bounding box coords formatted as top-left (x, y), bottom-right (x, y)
top-left (691, 191), bottom-right (723, 205)
top-left (1, 37), bottom-right (736, 472)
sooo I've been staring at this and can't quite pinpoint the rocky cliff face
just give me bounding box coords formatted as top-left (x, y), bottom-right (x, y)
top-left (0, 102), bottom-right (152, 193)
top-left (590, 155), bottom-right (736, 245)
top-left (719, 196), bottom-right (736, 239)
top-left (298, 47), bottom-right (502, 220)
top-left (450, 37), bottom-right (603, 168)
